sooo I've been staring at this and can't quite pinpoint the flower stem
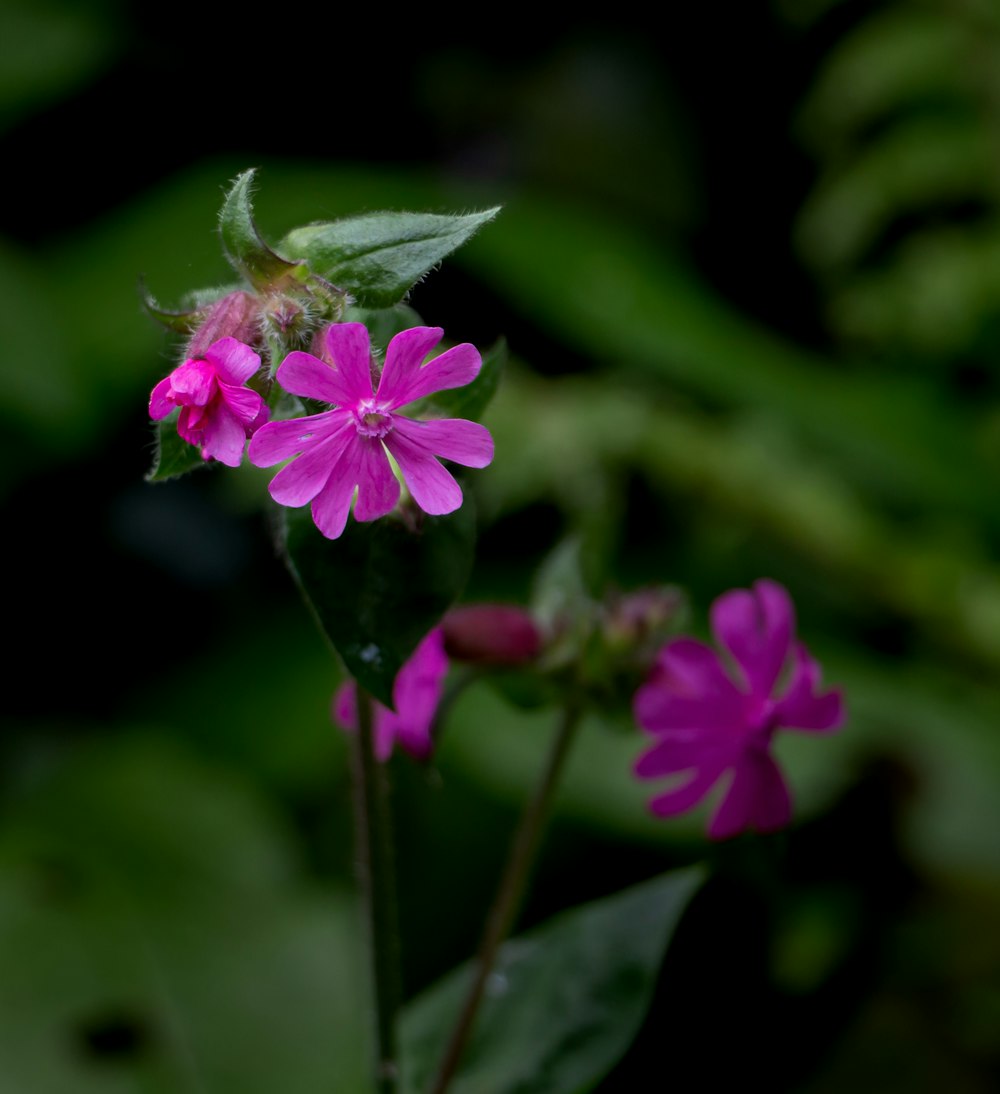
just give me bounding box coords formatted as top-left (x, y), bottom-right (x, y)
top-left (428, 702), bottom-right (584, 1094)
top-left (352, 686), bottom-right (402, 1093)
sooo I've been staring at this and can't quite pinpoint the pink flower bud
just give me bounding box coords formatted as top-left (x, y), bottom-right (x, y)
top-left (187, 291), bottom-right (260, 357)
top-left (442, 605), bottom-right (542, 666)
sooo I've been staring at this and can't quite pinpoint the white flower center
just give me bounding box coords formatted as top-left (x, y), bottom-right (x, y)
top-left (353, 399), bottom-right (393, 438)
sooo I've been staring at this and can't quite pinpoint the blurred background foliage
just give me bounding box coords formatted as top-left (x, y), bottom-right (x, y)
top-left (1, 0), bottom-right (999, 1089)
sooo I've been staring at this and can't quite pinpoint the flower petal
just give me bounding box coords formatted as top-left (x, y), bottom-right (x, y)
top-left (634, 638), bottom-right (744, 733)
top-left (310, 439), bottom-right (366, 539)
top-left (378, 331), bottom-right (481, 408)
top-left (278, 348), bottom-right (369, 406)
top-left (388, 627), bottom-right (448, 760)
top-left (333, 682), bottom-right (357, 730)
top-left (200, 404), bottom-right (247, 467)
top-left (710, 579), bottom-right (794, 698)
top-left (204, 337), bottom-right (261, 385)
top-left (775, 642), bottom-right (845, 732)
top-left (319, 322), bottom-right (376, 402)
top-left (352, 438), bottom-right (401, 523)
top-left (709, 751), bottom-right (791, 839)
top-left (218, 381), bottom-right (267, 430)
top-left (149, 376), bottom-right (175, 419)
top-left (268, 430), bottom-right (350, 507)
top-left (168, 359), bottom-right (215, 406)
top-left (249, 410), bottom-right (349, 467)
top-left (634, 735), bottom-right (726, 778)
top-left (383, 429), bottom-right (463, 516)
top-left (391, 416), bottom-right (494, 468)
top-left (646, 758), bottom-right (728, 819)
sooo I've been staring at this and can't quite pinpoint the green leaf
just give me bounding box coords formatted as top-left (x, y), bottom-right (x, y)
top-left (139, 278), bottom-right (206, 334)
top-left (281, 501), bottom-right (477, 706)
top-left (400, 868), bottom-right (704, 1094)
top-left (281, 208), bottom-right (501, 307)
top-left (0, 734), bottom-right (368, 1093)
top-left (219, 168), bottom-right (303, 290)
top-left (145, 410), bottom-right (207, 482)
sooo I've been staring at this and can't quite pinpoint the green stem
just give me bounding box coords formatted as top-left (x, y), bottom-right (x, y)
top-left (352, 686), bottom-right (402, 1093)
top-left (428, 702), bottom-right (584, 1094)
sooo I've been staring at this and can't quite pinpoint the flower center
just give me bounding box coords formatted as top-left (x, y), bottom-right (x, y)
top-left (353, 399), bottom-right (393, 438)
top-left (745, 696), bottom-right (778, 747)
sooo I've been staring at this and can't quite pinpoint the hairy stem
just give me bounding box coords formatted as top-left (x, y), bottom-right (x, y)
top-left (429, 702), bottom-right (584, 1093)
top-left (352, 686), bottom-right (402, 1093)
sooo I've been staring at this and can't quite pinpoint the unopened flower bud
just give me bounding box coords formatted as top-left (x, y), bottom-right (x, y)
top-left (188, 291), bottom-right (260, 357)
top-left (442, 604), bottom-right (542, 666)
top-left (603, 585), bottom-right (685, 648)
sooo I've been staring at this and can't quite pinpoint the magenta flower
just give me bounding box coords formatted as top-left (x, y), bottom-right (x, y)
top-left (333, 627), bottom-right (449, 761)
top-left (149, 337), bottom-right (268, 467)
top-left (248, 323), bottom-right (494, 539)
top-left (633, 579), bottom-right (844, 840)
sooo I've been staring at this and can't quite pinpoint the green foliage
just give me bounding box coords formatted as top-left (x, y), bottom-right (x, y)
top-left (281, 208), bottom-right (501, 307)
top-left (400, 868), bottom-right (703, 1094)
top-left (219, 168), bottom-right (304, 290)
top-left (795, 1), bottom-right (1000, 359)
top-left (145, 411), bottom-right (207, 482)
top-left (0, 735), bottom-right (367, 1093)
top-left (280, 501), bottom-right (477, 707)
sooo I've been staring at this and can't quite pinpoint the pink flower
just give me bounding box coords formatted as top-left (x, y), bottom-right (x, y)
top-left (633, 579), bottom-right (844, 840)
top-left (149, 337), bottom-right (268, 467)
top-left (333, 627), bottom-right (448, 761)
top-left (247, 323), bottom-right (494, 539)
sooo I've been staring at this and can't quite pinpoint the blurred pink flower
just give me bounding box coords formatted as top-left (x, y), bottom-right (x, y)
top-left (149, 337), bottom-right (268, 466)
top-left (633, 579), bottom-right (844, 840)
top-left (333, 627), bottom-right (448, 761)
top-left (248, 323), bottom-right (494, 539)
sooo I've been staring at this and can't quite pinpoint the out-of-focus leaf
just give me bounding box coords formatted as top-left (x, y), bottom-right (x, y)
top-left (797, 116), bottom-right (990, 273)
top-left (281, 208), bottom-right (501, 307)
top-left (0, 734), bottom-right (367, 1093)
top-left (400, 868), bottom-right (704, 1094)
top-left (281, 501), bottom-right (476, 706)
top-left (0, 240), bottom-right (84, 443)
top-left (797, 8), bottom-right (967, 153)
top-left (457, 195), bottom-right (1000, 527)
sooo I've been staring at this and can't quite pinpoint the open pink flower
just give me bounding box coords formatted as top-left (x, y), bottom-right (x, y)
top-left (334, 627), bottom-right (448, 761)
top-left (248, 323), bottom-right (494, 539)
top-left (149, 337), bottom-right (268, 467)
top-left (633, 579), bottom-right (844, 840)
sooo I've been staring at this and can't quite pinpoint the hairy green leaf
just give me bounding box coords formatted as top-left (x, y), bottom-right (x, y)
top-left (219, 168), bottom-right (303, 289)
top-left (281, 208), bottom-right (501, 307)
top-left (146, 411), bottom-right (206, 482)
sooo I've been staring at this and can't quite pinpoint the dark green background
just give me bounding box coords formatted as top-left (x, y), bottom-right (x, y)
top-left (1, 0), bottom-right (999, 1089)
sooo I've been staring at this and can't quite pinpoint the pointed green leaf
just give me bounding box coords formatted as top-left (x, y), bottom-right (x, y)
top-left (139, 278), bottom-right (206, 334)
top-left (219, 168), bottom-right (303, 289)
top-left (401, 868), bottom-right (705, 1094)
top-left (281, 501), bottom-right (476, 706)
top-left (146, 411), bottom-right (207, 482)
top-left (281, 208), bottom-right (501, 307)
